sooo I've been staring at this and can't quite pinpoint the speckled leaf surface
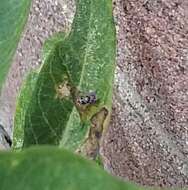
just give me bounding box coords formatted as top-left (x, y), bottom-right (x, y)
top-left (0, 0), bottom-right (31, 91)
top-left (0, 146), bottom-right (143, 190)
top-left (14, 0), bottom-right (116, 159)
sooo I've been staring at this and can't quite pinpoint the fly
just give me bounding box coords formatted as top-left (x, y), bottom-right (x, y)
top-left (76, 92), bottom-right (97, 106)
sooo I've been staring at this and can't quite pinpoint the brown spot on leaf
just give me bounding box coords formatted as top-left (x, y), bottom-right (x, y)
top-left (77, 108), bottom-right (109, 160)
top-left (55, 81), bottom-right (71, 99)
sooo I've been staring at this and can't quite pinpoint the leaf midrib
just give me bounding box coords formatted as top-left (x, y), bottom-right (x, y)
top-left (60, 1), bottom-right (93, 145)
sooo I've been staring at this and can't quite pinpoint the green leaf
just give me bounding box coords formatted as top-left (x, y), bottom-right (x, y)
top-left (14, 0), bottom-right (116, 160)
top-left (42, 32), bottom-right (68, 61)
top-left (13, 32), bottom-right (67, 150)
top-left (0, 0), bottom-right (31, 91)
top-left (13, 71), bottom-right (39, 150)
top-left (0, 146), bottom-right (144, 190)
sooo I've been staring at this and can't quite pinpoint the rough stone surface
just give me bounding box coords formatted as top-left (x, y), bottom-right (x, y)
top-left (0, 0), bottom-right (188, 188)
top-left (102, 0), bottom-right (188, 188)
